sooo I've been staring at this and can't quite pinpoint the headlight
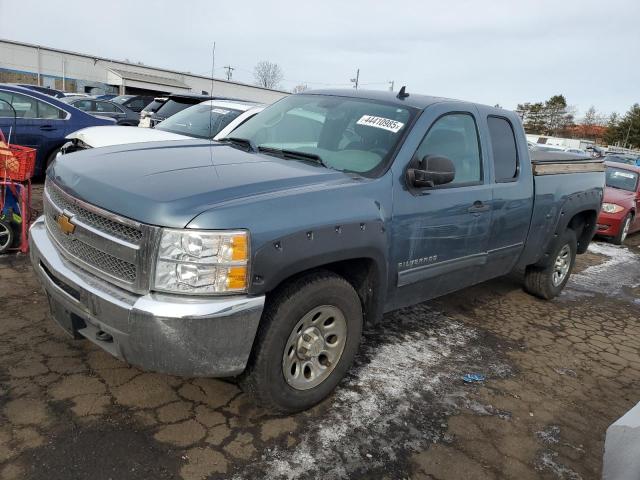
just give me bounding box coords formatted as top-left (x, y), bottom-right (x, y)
top-left (601, 203), bottom-right (624, 214)
top-left (153, 229), bottom-right (249, 294)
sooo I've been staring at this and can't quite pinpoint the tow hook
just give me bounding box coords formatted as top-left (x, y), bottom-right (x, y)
top-left (95, 330), bottom-right (113, 343)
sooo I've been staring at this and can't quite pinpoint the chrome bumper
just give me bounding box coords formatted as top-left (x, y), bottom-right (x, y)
top-left (29, 217), bottom-right (264, 377)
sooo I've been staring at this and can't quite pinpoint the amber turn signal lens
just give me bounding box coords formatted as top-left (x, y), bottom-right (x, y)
top-left (231, 235), bottom-right (248, 261)
top-left (227, 266), bottom-right (247, 290)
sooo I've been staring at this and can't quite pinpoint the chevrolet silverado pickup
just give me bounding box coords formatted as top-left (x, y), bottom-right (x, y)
top-left (31, 89), bottom-right (604, 412)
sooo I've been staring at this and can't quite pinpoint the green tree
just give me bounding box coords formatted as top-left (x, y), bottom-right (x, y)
top-left (544, 94), bottom-right (572, 136)
top-left (603, 112), bottom-right (620, 145)
top-left (517, 102), bottom-right (547, 133)
top-left (617, 104), bottom-right (640, 148)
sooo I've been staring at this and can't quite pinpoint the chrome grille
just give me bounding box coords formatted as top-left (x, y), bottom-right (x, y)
top-left (45, 214), bottom-right (137, 282)
top-left (43, 180), bottom-right (158, 293)
top-left (46, 184), bottom-right (143, 243)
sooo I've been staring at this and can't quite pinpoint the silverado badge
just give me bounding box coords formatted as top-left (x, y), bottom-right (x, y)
top-left (56, 214), bottom-right (75, 235)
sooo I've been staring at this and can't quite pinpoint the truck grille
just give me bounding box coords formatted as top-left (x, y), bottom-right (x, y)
top-left (45, 214), bottom-right (137, 282)
top-left (43, 180), bottom-right (157, 292)
top-left (46, 185), bottom-right (143, 243)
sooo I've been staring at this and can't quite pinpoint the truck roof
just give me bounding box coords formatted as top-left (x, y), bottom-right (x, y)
top-left (304, 88), bottom-right (466, 110)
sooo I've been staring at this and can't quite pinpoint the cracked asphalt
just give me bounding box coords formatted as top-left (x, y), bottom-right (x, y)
top-left (1, 186), bottom-right (639, 480)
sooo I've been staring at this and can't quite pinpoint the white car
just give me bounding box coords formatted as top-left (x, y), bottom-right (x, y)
top-left (60, 100), bottom-right (264, 153)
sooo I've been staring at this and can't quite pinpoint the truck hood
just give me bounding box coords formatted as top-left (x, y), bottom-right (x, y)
top-left (603, 186), bottom-right (637, 205)
top-left (49, 140), bottom-right (358, 228)
top-left (66, 126), bottom-right (190, 148)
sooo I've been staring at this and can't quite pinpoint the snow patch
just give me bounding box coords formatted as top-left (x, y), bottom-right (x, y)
top-left (566, 242), bottom-right (640, 301)
top-left (238, 306), bottom-right (510, 479)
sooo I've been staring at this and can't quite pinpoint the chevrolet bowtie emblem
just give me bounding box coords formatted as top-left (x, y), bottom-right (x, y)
top-left (56, 214), bottom-right (75, 235)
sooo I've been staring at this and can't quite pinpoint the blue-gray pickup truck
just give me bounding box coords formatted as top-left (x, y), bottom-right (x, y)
top-left (30, 89), bottom-right (604, 412)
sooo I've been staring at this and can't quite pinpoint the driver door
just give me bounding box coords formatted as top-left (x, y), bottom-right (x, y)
top-left (391, 103), bottom-right (493, 308)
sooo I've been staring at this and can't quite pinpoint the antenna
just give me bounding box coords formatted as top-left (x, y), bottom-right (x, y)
top-left (397, 86), bottom-right (409, 99)
top-left (209, 42), bottom-right (215, 141)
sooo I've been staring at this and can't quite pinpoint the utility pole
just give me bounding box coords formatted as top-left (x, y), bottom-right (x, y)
top-left (388, 80), bottom-right (394, 92)
top-left (350, 68), bottom-right (360, 89)
top-left (210, 42), bottom-right (216, 95)
top-left (224, 65), bottom-right (235, 81)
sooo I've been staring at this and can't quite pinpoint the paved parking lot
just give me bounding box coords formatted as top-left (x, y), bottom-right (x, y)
top-left (1, 187), bottom-right (639, 480)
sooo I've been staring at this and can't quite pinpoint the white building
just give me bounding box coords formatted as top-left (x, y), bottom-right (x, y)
top-left (0, 38), bottom-right (288, 104)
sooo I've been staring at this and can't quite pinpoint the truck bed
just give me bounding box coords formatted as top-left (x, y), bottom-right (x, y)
top-left (517, 153), bottom-right (605, 269)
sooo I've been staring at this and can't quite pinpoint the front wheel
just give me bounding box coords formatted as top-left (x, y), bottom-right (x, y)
top-left (0, 219), bottom-right (14, 254)
top-left (240, 271), bottom-right (363, 413)
top-left (524, 229), bottom-right (577, 300)
top-left (612, 214), bottom-right (632, 245)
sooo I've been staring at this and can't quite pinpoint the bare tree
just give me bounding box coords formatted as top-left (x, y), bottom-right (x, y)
top-left (254, 61), bottom-right (284, 89)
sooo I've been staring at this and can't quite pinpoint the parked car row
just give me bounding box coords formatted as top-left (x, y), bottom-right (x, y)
top-left (61, 99), bottom-right (264, 152)
top-left (0, 84), bottom-right (115, 176)
top-left (60, 97), bottom-right (141, 126)
top-left (0, 83), bottom-right (268, 175)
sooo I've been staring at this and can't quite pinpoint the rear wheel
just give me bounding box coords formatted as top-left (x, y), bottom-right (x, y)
top-left (612, 214), bottom-right (632, 245)
top-left (524, 229), bottom-right (577, 300)
top-left (240, 271), bottom-right (363, 413)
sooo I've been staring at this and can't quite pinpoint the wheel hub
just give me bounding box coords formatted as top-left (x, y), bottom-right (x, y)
top-left (296, 327), bottom-right (324, 359)
top-left (552, 244), bottom-right (571, 286)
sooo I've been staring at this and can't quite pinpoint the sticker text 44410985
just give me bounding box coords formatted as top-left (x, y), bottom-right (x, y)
top-left (356, 115), bottom-right (405, 133)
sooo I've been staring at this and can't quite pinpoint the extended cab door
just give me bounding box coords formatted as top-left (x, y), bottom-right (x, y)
top-left (478, 110), bottom-right (534, 279)
top-left (390, 103), bottom-right (493, 309)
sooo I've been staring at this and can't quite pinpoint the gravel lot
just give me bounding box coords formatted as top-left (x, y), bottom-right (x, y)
top-left (1, 186), bottom-right (639, 480)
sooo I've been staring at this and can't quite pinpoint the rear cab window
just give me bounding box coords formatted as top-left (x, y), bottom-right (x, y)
top-left (487, 116), bottom-right (519, 182)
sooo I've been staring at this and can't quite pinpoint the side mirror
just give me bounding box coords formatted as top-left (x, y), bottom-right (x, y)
top-left (407, 155), bottom-right (455, 188)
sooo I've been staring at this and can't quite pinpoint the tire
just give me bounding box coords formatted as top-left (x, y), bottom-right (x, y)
top-left (524, 229), bottom-right (577, 300)
top-left (240, 270), bottom-right (363, 413)
top-left (612, 214), bottom-right (632, 245)
top-left (0, 219), bottom-right (14, 254)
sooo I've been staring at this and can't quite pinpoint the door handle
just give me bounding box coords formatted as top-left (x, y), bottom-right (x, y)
top-left (39, 125), bottom-right (55, 131)
top-left (468, 201), bottom-right (490, 213)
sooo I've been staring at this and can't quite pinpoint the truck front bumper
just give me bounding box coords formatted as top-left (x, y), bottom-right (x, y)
top-left (29, 217), bottom-right (264, 377)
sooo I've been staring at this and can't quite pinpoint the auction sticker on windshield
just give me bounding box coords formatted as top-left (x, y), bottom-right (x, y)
top-left (357, 115), bottom-right (404, 133)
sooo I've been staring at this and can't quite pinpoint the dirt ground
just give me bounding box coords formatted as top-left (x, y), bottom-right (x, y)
top-left (1, 186), bottom-right (639, 480)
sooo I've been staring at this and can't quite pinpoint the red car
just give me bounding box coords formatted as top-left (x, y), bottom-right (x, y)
top-left (597, 162), bottom-right (640, 244)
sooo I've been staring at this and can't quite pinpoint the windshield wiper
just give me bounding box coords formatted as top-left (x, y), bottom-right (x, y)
top-left (218, 137), bottom-right (256, 152)
top-left (257, 146), bottom-right (328, 168)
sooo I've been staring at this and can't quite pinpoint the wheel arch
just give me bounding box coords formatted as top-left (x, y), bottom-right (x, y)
top-left (566, 209), bottom-right (598, 254)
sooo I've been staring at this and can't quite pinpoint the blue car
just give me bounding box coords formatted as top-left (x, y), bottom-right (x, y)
top-left (0, 84), bottom-right (115, 176)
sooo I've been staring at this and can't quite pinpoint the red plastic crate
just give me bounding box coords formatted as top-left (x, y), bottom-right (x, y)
top-left (0, 132), bottom-right (36, 182)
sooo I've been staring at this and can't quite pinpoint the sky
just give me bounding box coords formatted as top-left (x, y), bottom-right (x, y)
top-left (0, 0), bottom-right (638, 118)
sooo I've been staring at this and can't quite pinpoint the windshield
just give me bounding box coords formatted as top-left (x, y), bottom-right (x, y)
top-left (111, 95), bottom-right (133, 105)
top-left (156, 103), bottom-right (243, 139)
top-left (155, 98), bottom-right (200, 119)
top-left (606, 167), bottom-right (638, 192)
top-left (142, 99), bottom-right (165, 114)
top-left (227, 94), bottom-right (415, 174)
